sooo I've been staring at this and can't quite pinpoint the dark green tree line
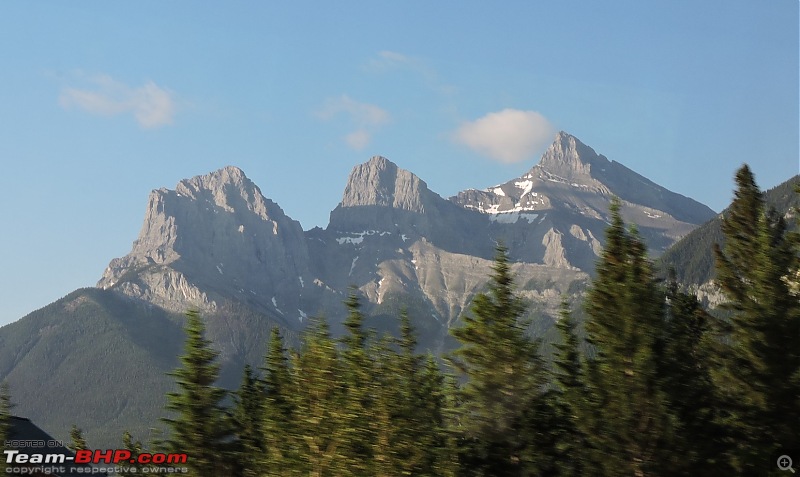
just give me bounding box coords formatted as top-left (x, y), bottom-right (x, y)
top-left (153, 164), bottom-right (797, 476)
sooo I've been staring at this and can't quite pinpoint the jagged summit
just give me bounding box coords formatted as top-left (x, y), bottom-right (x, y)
top-left (450, 131), bottom-right (717, 262)
top-left (176, 165), bottom-right (248, 194)
top-left (170, 166), bottom-right (280, 220)
top-left (365, 155), bottom-right (392, 167)
top-left (534, 131), bottom-right (610, 180)
top-left (339, 155), bottom-right (431, 212)
top-left (97, 166), bottom-right (313, 318)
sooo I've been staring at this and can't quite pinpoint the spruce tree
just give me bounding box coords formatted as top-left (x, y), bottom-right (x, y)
top-left (121, 430), bottom-right (143, 457)
top-left (549, 300), bottom-right (591, 476)
top-left (338, 291), bottom-right (377, 475)
top-left (375, 312), bottom-right (452, 476)
top-left (231, 365), bottom-right (264, 477)
top-left (441, 373), bottom-right (463, 476)
top-left (0, 382), bottom-right (13, 445)
top-left (261, 327), bottom-right (296, 474)
top-left (711, 165), bottom-right (800, 472)
top-left (449, 244), bottom-right (545, 476)
top-left (582, 199), bottom-right (674, 477)
top-left (418, 354), bottom-right (457, 477)
top-left (117, 431), bottom-right (146, 475)
top-left (658, 276), bottom-right (728, 476)
top-left (370, 334), bottom-right (400, 477)
top-left (379, 311), bottom-right (422, 474)
top-left (69, 425), bottom-right (88, 452)
top-left (161, 310), bottom-right (230, 477)
top-left (290, 317), bottom-right (346, 477)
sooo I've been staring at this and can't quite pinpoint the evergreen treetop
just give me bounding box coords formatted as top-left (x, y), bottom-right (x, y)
top-left (711, 165), bottom-right (800, 472)
top-left (161, 309), bottom-right (230, 477)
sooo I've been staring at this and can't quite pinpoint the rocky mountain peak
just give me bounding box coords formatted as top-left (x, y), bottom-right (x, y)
top-left (176, 165), bottom-right (247, 193)
top-left (339, 155), bottom-right (430, 213)
top-left (97, 166), bottom-right (312, 317)
top-left (171, 166), bottom-right (278, 222)
top-left (534, 131), bottom-right (609, 180)
top-left (365, 155), bottom-right (392, 168)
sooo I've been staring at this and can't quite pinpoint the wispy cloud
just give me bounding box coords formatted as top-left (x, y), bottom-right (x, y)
top-left (345, 130), bottom-right (371, 150)
top-left (316, 95), bottom-right (390, 150)
top-left (367, 51), bottom-right (456, 95)
top-left (59, 74), bottom-right (176, 129)
top-left (368, 50), bottom-right (419, 71)
top-left (454, 109), bottom-right (556, 163)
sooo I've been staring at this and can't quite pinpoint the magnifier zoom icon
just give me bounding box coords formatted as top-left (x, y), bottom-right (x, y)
top-left (778, 455), bottom-right (795, 473)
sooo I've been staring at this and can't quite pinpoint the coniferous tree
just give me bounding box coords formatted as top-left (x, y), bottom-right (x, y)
top-left (338, 291), bottom-right (377, 476)
top-left (0, 382), bottom-right (13, 446)
top-left (117, 431), bottom-right (146, 475)
top-left (291, 317), bottom-right (346, 477)
top-left (711, 165), bottom-right (800, 472)
top-left (371, 311), bottom-right (424, 475)
top-left (388, 311), bottom-right (423, 473)
top-left (69, 425), bottom-right (88, 452)
top-left (122, 430), bottom-right (143, 455)
top-left (549, 300), bottom-right (591, 476)
top-left (161, 310), bottom-right (230, 477)
top-left (442, 372), bottom-right (463, 476)
top-left (231, 365), bottom-right (264, 477)
top-left (418, 354), bottom-right (458, 477)
top-left (376, 312), bottom-right (453, 476)
top-left (370, 334), bottom-right (401, 477)
top-left (582, 199), bottom-right (674, 477)
top-left (261, 327), bottom-right (296, 475)
top-left (449, 245), bottom-right (546, 476)
top-left (658, 275), bottom-right (728, 476)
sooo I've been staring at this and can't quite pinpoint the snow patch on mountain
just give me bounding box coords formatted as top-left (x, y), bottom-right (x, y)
top-left (336, 230), bottom-right (392, 245)
top-left (514, 180), bottom-right (534, 196)
top-left (489, 212), bottom-right (539, 224)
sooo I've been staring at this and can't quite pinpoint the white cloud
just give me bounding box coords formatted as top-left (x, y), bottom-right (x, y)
top-left (345, 130), bottom-right (371, 150)
top-left (316, 95), bottom-right (389, 150)
top-left (59, 75), bottom-right (175, 129)
top-left (454, 109), bottom-right (555, 163)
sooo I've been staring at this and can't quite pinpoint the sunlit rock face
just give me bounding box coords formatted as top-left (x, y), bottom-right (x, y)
top-left (98, 132), bottom-right (715, 343)
top-left (98, 166), bottom-right (318, 326)
top-left (451, 131), bottom-right (715, 270)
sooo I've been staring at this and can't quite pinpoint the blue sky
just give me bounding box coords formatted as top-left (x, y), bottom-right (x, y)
top-left (1, 1), bottom-right (797, 326)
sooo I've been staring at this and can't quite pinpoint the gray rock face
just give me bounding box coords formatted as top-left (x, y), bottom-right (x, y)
top-left (538, 131), bottom-right (602, 181)
top-left (98, 166), bottom-right (319, 327)
top-left (98, 132), bottom-right (716, 346)
top-left (327, 156), bottom-right (490, 258)
top-left (340, 156), bottom-right (429, 212)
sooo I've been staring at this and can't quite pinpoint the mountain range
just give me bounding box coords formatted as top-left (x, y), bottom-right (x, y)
top-left (98, 131), bottom-right (714, 333)
top-left (0, 131), bottom-right (720, 447)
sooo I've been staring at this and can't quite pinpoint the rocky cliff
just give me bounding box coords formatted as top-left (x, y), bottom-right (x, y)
top-left (97, 166), bottom-right (323, 328)
top-left (97, 132), bottom-right (716, 343)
